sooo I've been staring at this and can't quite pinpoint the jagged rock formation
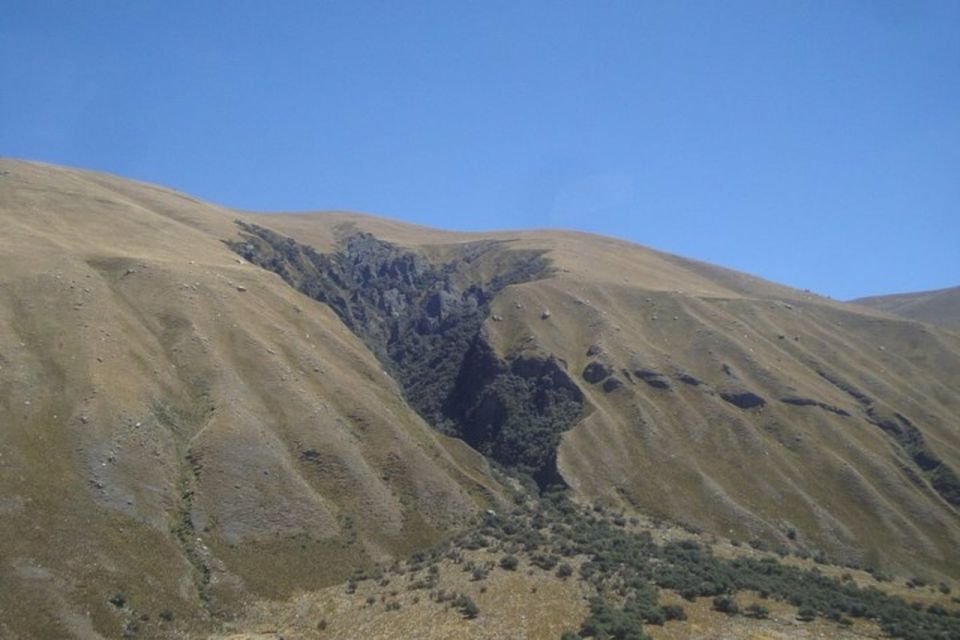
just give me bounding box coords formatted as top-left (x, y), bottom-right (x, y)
top-left (228, 222), bottom-right (584, 485)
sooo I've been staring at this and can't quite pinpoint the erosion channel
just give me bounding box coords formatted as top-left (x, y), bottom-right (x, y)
top-left (227, 222), bottom-right (584, 488)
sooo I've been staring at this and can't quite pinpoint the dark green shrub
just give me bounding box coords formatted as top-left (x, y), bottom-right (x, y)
top-left (796, 607), bottom-right (817, 622)
top-left (712, 596), bottom-right (739, 615)
top-left (745, 604), bottom-right (769, 619)
top-left (531, 553), bottom-right (559, 571)
top-left (453, 594), bottom-right (480, 619)
top-left (662, 604), bottom-right (687, 621)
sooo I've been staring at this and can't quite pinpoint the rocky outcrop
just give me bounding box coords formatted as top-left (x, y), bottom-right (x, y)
top-left (816, 366), bottom-right (960, 507)
top-left (675, 371), bottom-right (702, 386)
top-left (228, 222), bottom-right (584, 487)
top-left (633, 369), bottom-right (671, 390)
top-left (780, 396), bottom-right (851, 417)
top-left (582, 361), bottom-right (612, 384)
top-left (602, 377), bottom-right (624, 393)
top-left (719, 390), bottom-right (766, 410)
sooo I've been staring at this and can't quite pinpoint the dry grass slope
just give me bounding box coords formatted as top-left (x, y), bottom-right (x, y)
top-left (1, 159), bottom-right (958, 639)
top-left (0, 160), bottom-right (501, 639)
top-left (852, 286), bottom-right (960, 332)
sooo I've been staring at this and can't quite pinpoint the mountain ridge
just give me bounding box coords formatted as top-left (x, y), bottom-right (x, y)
top-left (852, 286), bottom-right (960, 332)
top-left (1, 158), bottom-right (958, 639)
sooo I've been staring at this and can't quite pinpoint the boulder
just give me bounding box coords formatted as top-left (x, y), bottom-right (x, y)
top-left (582, 361), bottom-right (612, 384)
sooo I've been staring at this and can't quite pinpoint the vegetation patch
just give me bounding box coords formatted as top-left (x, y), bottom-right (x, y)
top-left (430, 490), bottom-right (960, 640)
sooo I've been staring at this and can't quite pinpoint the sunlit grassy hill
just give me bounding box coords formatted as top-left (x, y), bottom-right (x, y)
top-left (1, 159), bottom-right (958, 639)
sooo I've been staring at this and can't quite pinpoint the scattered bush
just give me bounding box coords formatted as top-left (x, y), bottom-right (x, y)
top-left (712, 596), bottom-right (739, 615)
top-left (744, 604), bottom-right (769, 619)
top-left (452, 594), bottom-right (480, 619)
top-left (796, 607), bottom-right (817, 622)
top-left (662, 604), bottom-right (686, 621)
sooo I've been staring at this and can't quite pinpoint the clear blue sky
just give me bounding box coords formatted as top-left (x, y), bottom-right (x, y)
top-left (2, 1), bottom-right (957, 299)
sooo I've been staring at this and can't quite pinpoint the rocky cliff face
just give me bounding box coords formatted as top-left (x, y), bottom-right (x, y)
top-left (228, 222), bottom-right (584, 486)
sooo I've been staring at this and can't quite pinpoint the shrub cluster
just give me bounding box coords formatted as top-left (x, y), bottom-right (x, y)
top-left (449, 490), bottom-right (960, 640)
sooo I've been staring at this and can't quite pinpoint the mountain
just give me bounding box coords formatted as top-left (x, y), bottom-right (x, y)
top-left (1, 159), bottom-right (958, 639)
top-left (852, 286), bottom-right (960, 332)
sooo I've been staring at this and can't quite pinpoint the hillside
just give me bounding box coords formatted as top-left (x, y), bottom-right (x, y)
top-left (0, 160), bottom-right (501, 638)
top-left (1, 159), bottom-right (959, 639)
top-left (852, 286), bottom-right (960, 332)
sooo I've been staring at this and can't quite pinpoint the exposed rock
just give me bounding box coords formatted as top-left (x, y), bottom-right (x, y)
top-left (633, 369), bottom-right (671, 390)
top-left (719, 390), bottom-right (766, 409)
top-left (780, 395), bottom-right (817, 407)
top-left (582, 361), bottom-right (612, 384)
top-left (541, 309), bottom-right (551, 319)
top-left (780, 396), bottom-right (851, 417)
top-left (675, 372), bottom-right (702, 386)
top-left (817, 369), bottom-right (871, 406)
top-left (861, 408), bottom-right (960, 506)
top-left (586, 344), bottom-right (603, 357)
top-left (642, 376), bottom-right (670, 390)
top-left (228, 223), bottom-right (582, 487)
top-left (602, 377), bottom-right (624, 393)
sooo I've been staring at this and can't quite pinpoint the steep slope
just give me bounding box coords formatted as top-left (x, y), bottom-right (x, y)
top-left (2, 159), bottom-right (959, 639)
top-left (250, 213), bottom-right (960, 580)
top-left (852, 286), bottom-right (960, 332)
top-left (0, 160), bottom-right (501, 639)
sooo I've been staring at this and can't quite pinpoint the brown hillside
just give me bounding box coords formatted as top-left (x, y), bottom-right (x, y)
top-left (254, 212), bottom-right (960, 577)
top-left (852, 286), bottom-right (960, 332)
top-left (0, 160), bottom-right (500, 639)
top-left (1, 159), bottom-right (959, 639)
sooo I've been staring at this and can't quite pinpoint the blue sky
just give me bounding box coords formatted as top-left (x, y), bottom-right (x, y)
top-left (2, 1), bottom-right (957, 299)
